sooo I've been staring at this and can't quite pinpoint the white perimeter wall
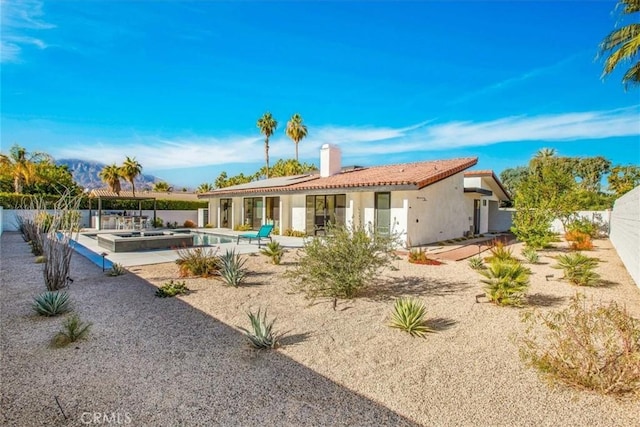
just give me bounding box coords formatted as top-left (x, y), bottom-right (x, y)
top-left (609, 186), bottom-right (639, 287)
top-left (489, 205), bottom-right (514, 232)
top-left (550, 210), bottom-right (611, 234)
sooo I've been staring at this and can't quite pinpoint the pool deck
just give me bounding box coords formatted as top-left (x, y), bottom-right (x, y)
top-left (76, 228), bottom-right (305, 267)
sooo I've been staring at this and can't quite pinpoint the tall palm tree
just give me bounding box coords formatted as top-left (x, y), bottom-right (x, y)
top-left (152, 181), bottom-right (171, 192)
top-left (0, 145), bottom-right (49, 194)
top-left (99, 164), bottom-right (122, 195)
top-left (257, 112), bottom-right (278, 178)
top-left (196, 182), bottom-right (214, 193)
top-left (285, 113), bottom-right (308, 161)
top-left (598, 0), bottom-right (640, 89)
top-left (534, 148), bottom-right (556, 160)
top-left (120, 156), bottom-right (142, 197)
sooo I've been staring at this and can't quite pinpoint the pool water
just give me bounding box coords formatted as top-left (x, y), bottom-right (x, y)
top-left (190, 232), bottom-right (234, 246)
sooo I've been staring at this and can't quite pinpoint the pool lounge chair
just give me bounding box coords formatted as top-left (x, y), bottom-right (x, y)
top-left (236, 224), bottom-right (274, 248)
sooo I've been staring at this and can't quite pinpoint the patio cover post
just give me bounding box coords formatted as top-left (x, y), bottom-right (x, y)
top-left (97, 197), bottom-right (102, 230)
top-left (153, 200), bottom-right (157, 227)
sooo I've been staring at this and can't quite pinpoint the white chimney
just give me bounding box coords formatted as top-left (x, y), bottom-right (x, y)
top-left (320, 144), bottom-right (341, 177)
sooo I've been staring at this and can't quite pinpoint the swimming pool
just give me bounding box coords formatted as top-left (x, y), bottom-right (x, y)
top-left (189, 232), bottom-right (234, 246)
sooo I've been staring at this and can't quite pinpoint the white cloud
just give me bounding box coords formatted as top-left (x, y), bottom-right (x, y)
top-left (0, 0), bottom-right (54, 62)
top-left (2, 107), bottom-right (638, 171)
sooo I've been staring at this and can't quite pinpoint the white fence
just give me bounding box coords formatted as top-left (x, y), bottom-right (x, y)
top-left (550, 210), bottom-right (611, 235)
top-left (0, 209), bottom-right (198, 233)
top-left (609, 187), bottom-right (639, 287)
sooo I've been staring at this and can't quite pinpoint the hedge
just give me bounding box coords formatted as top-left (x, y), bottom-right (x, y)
top-left (0, 193), bottom-right (207, 210)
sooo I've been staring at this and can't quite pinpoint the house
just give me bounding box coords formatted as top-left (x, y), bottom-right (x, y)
top-left (198, 145), bottom-right (511, 246)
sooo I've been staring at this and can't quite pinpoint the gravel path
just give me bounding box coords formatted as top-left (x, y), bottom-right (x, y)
top-left (1, 231), bottom-right (639, 426)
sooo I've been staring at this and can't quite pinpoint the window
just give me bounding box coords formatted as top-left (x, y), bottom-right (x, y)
top-left (375, 192), bottom-right (391, 235)
top-left (305, 194), bottom-right (346, 234)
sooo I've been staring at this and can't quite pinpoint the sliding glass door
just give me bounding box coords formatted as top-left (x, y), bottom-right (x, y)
top-left (305, 194), bottom-right (346, 235)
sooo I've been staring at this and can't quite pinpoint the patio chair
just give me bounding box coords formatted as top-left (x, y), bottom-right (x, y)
top-left (236, 224), bottom-right (274, 248)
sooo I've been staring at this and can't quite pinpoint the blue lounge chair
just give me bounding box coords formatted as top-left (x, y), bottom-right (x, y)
top-left (236, 224), bottom-right (274, 248)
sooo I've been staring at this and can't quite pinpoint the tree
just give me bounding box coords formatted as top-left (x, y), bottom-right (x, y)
top-left (499, 166), bottom-right (529, 198)
top-left (598, 0), bottom-right (640, 89)
top-left (120, 156), bottom-right (142, 197)
top-left (574, 156), bottom-right (612, 192)
top-left (99, 164), bottom-right (123, 195)
top-left (256, 159), bottom-right (316, 179)
top-left (257, 112), bottom-right (277, 179)
top-left (0, 144), bottom-right (50, 194)
top-left (28, 161), bottom-right (80, 195)
top-left (152, 181), bottom-right (171, 192)
top-left (214, 171), bottom-right (256, 189)
top-left (285, 113), bottom-right (308, 161)
top-left (534, 147), bottom-right (557, 160)
top-left (608, 165), bottom-right (640, 196)
top-left (196, 182), bottom-right (215, 193)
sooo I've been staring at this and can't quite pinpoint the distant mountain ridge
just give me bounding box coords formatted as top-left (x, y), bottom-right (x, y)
top-left (57, 159), bottom-right (168, 191)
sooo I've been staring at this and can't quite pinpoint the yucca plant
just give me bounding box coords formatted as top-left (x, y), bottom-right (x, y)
top-left (106, 263), bottom-right (126, 276)
top-left (521, 247), bottom-right (540, 264)
top-left (479, 260), bottom-right (530, 307)
top-left (554, 253), bottom-right (601, 286)
top-left (389, 297), bottom-right (433, 337)
top-left (468, 256), bottom-right (485, 270)
top-left (218, 249), bottom-right (248, 287)
top-left (239, 309), bottom-right (280, 349)
top-left (51, 314), bottom-right (92, 348)
top-left (260, 241), bottom-right (284, 265)
top-left (155, 280), bottom-right (189, 298)
top-left (485, 241), bottom-right (515, 263)
top-left (32, 291), bottom-right (71, 316)
top-left (175, 246), bottom-right (220, 277)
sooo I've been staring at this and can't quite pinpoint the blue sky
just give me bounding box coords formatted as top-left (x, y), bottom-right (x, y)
top-left (2, 0), bottom-right (639, 188)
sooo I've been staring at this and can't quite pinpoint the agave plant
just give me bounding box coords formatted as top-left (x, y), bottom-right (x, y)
top-left (218, 249), bottom-right (248, 287)
top-left (260, 241), bottom-right (284, 265)
top-left (106, 263), bottom-right (126, 276)
top-left (239, 309), bottom-right (280, 349)
top-left (554, 253), bottom-right (600, 286)
top-left (479, 260), bottom-right (530, 307)
top-left (521, 247), bottom-right (540, 264)
top-left (388, 297), bottom-right (433, 337)
top-left (155, 280), bottom-right (189, 298)
top-left (52, 314), bottom-right (92, 348)
top-left (468, 256), bottom-right (485, 270)
top-left (33, 291), bottom-right (71, 316)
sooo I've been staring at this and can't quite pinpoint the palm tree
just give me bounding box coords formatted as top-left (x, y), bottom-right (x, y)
top-left (196, 182), bottom-right (215, 193)
top-left (534, 148), bottom-right (556, 160)
top-left (0, 145), bottom-right (49, 194)
top-left (598, 0), bottom-right (640, 89)
top-left (152, 181), bottom-right (171, 192)
top-left (120, 156), bottom-right (142, 196)
top-left (257, 112), bottom-right (278, 178)
top-left (285, 113), bottom-right (308, 161)
top-left (99, 164), bottom-right (122, 195)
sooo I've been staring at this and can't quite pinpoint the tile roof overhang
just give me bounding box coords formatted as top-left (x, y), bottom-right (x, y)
top-left (199, 157), bottom-right (478, 198)
top-left (463, 170), bottom-right (511, 201)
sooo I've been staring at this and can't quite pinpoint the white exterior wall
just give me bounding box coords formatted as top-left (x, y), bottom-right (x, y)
top-left (405, 173), bottom-right (469, 246)
top-left (290, 194), bottom-right (306, 232)
top-left (488, 204), bottom-right (514, 232)
top-left (549, 210), bottom-right (611, 234)
top-left (610, 187), bottom-right (639, 287)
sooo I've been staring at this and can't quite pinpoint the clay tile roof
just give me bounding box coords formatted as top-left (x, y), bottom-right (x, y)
top-left (203, 157), bottom-right (478, 196)
top-left (89, 189), bottom-right (200, 201)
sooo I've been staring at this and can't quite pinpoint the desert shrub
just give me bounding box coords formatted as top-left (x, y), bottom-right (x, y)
top-left (218, 249), bottom-right (248, 287)
top-left (32, 291), bottom-right (71, 316)
top-left (287, 222), bottom-right (399, 300)
top-left (152, 217), bottom-right (164, 228)
top-left (521, 247), bottom-right (540, 264)
top-left (408, 248), bottom-right (443, 265)
top-left (468, 256), bottom-right (485, 270)
top-left (479, 260), bottom-right (530, 307)
top-left (388, 297), bottom-right (433, 337)
top-left (566, 216), bottom-right (599, 238)
top-left (260, 241), bottom-right (284, 265)
top-left (204, 223), bottom-right (214, 228)
top-left (155, 280), bottom-right (189, 298)
top-left (554, 253), bottom-right (600, 286)
top-left (35, 255), bottom-right (46, 264)
top-left (239, 309), bottom-right (280, 349)
top-left (176, 246), bottom-right (220, 277)
top-left (520, 294), bottom-right (640, 396)
top-left (233, 223), bottom-right (252, 231)
top-left (283, 228), bottom-right (306, 237)
top-left (272, 227), bottom-right (280, 235)
top-left (106, 263), bottom-right (126, 276)
top-left (565, 230), bottom-right (594, 251)
top-left (484, 241), bottom-right (515, 263)
top-left (183, 219), bottom-right (197, 228)
top-left (51, 314), bottom-right (92, 348)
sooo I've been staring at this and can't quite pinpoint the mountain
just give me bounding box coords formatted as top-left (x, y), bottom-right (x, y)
top-left (57, 159), bottom-right (169, 191)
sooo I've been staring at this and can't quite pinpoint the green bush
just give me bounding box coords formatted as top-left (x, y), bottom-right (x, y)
top-left (484, 241), bottom-right (515, 263)
top-left (283, 228), bottom-right (306, 237)
top-left (287, 222), bottom-right (399, 300)
top-left (554, 253), bottom-right (600, 286)
top-left (468, 256), bottom-right (485, 270)
top-left (566, 216), bottom-right (599, 238)
top-left (260, 241), bottom-right (284, 265)
top-left (152, 217), bottom-right (164, 228)
top-left (239, 309), bottom-right (280, 349)
top-left (218, 249), bottom-right (248, 287)
top-left (520, 294), bottom-right (640, 396)
top-left (155, 280), bottom-right (189, 298)
top-left (388, 297), bottom-right (433, 337)
top-left (479, 260), bottom-right (530, 307)
top-left (521, 247), bottom-right (540, 264)
top-left (33, 291), bottom-right (71, 316)
top-left (106, 263), bottom-right (126, 276)
top-left (233, 223), bottom-right (252, 231)
top-left (176, 246), bottom-right (220, 277)
top-left (51, 314), bottom-right (92, 348)
top-left (35, 255), bottom-right (46, 264)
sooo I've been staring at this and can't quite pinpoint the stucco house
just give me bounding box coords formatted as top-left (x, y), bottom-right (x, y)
top-left (198, 145), bottom-right (511, 246)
